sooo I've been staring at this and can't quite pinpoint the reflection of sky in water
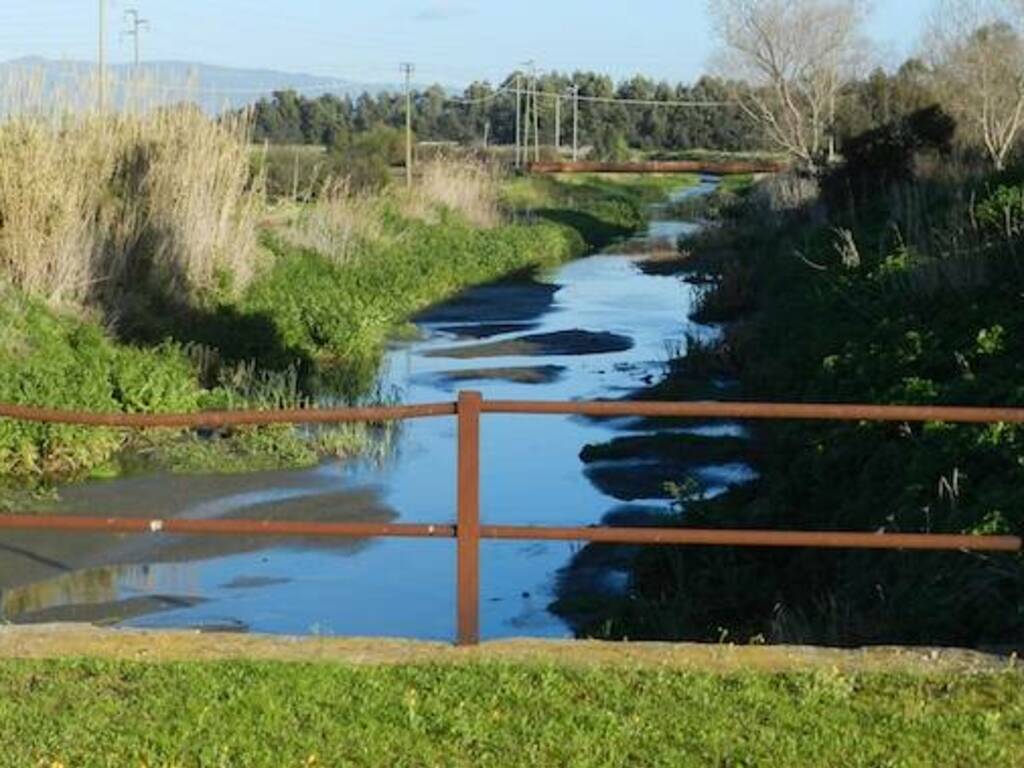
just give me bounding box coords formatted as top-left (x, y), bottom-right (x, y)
top-left (12, 176), bottom-right (757, 641)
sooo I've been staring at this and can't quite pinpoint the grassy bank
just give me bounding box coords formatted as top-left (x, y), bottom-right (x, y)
top-left (502, 172), bottom-right (698, 247)
top-left (0, 659), bottom-right (1019, 766)
top-left (0, 100), bottom-right (687, 487)
top-left (570, 161), bottom-right (1024, 647)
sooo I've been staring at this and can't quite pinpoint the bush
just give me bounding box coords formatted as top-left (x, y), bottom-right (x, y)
top-left (329, 126), bottom-right (405, 191)
top-left (0, 286), bottom-right (203, 479)
top-left (256, 145), bottom-right (342, 201)
top-left (824, 105), bottom-right (956, 207)
top-left (974, 182), bottom-right (1024, 239)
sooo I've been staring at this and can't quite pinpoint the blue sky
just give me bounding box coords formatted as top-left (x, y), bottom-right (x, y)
top-left (1, 1), bottom-right (933, 85)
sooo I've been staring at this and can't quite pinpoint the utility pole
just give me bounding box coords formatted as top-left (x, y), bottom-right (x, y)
top-left (571, 84), bottom-right (579, 162)
top-left (98, 0), bottom-right (106, 113)
top-left (520, 60), bottom-right (535, 168)
top-left (520, 60), bottom-right (536, 167)
top-left (123, 9), bottom-right (150, 70)
top-left (532, 73), bottom-right (539, 162)
top-left (554, 93), bottom-right (561, 154)
top-left (401, 62), bottom-right (415, 187)
top-left (514, 73), bottom-right (521, 168)
top-left (522, 80), bottom-right (531, 166)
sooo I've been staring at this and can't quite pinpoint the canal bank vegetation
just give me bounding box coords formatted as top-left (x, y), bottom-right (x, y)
top-left (568, 98), bottom-right (1024, 647)
top-left (552, 0), bottom-right (1024, 650)
top-left (0, 89), bottom-right (685, 487)
top-left (501, 172), bottom-right (698, 247)
top-left (0, 658), bottom-right (1020, 766)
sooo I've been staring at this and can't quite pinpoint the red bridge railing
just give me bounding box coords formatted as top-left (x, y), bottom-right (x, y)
top-left (0, 392), bottom-right (1021, 645)
top-left (527, 160), bottom-right (789, 175)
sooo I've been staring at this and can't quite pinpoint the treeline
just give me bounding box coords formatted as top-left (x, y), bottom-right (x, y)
top-left (249, 62), bottom-right (952, 162)
top-left (249, 72), bottom-right (762, 157)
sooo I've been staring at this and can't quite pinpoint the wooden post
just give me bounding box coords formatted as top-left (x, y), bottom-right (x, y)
top-left (456, 390), bottom-right (482, 645)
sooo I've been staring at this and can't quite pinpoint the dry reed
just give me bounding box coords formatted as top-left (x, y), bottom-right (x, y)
top-left (0, 72), bottom-right (262, 311)
top-left (401, 158), bottom-right (501, 228)
top-left (281, 178), bottom-right (386, 265)
top-left (283, 158), bottom-right (504, 265)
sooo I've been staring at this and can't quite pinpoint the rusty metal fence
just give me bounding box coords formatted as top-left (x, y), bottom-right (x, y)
top-left (527, 160), bottom-right (788, 175)
top-left (0, 391), bottom-right (1021, 645)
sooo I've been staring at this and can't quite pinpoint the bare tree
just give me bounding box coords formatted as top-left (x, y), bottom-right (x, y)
top-left (927, 0), bottom-right (1024, 170)
top-left (708, 0), bottom-right (868, 170)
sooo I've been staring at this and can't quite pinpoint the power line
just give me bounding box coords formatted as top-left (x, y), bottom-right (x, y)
top-left (532, 90), bottom-right (734, 108)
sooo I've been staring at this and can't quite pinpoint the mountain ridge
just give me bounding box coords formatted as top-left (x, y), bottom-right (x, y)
top-left (0, 57), bottom-right (409, 112)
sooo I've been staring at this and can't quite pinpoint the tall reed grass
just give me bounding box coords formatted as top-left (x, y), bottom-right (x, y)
top-left (281, 157), bottom-right (504, 265)
top-left (400, 158), bottom-right (502, 228)
top-left (0, 74), bottom-right (262, 312)
top-left (281, 178), bottom-right (386, 265)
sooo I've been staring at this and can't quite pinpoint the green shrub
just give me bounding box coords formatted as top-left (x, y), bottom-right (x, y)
top-left (0, 288), bottom-right (203, 479)
top-left (330, 126), bottom-right (406, 192)
top-left (974, 183), bottom-right (1024, 238)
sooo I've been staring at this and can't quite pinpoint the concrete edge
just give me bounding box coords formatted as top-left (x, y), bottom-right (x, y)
top-left (0, 624), bottom-right (1018, 673)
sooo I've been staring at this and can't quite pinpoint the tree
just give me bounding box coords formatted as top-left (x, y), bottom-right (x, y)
top-left (708, 0), bottom-right (868, 169)
top-left (836, 61), bottom-right (937, 143)
top-left (927, 0), bottom-right (1024, 170)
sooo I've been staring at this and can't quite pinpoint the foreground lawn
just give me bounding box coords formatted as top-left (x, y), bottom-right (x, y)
top-left (0, 660), bottom-right (1021, 766)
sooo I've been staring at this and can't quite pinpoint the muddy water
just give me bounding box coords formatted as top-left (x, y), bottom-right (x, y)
top-left (1, 176), bottom-right (754, 640)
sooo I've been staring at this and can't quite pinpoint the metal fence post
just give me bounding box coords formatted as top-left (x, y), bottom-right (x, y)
top-left (456, 390), bottom-right (482, 645)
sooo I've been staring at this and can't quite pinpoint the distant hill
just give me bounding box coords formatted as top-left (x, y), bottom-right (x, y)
top-left (0, 57), bottom-right (406, 113)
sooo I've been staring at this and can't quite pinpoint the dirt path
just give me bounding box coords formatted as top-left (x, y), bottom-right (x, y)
top-left (0, 624), bottom-right (1014, 672)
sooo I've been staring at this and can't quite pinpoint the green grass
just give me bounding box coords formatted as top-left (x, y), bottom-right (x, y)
top-left (0, 660), bottom-right (1020, 767)
top-left (502, 173), bottom-right (698, 248)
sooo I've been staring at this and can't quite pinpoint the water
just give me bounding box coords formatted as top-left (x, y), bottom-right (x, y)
top-left (0, 175), bottom-right (753, 639)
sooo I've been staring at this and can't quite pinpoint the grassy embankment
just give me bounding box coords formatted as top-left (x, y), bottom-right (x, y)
top-left (0, 659), bottom-right (1020, 766)
top-left (568, 164), bottom-right (1024, 647)
top-left (0, 100), bottom-right (689, 490)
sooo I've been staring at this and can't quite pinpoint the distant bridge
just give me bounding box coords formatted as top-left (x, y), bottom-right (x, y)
top-left (527, 160), bottom-right (787, 175)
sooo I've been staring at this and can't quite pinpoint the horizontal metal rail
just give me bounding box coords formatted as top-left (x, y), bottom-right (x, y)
top-left (527, 160), bottom-right (788, 175)
top-left (0, 516), bottom-right (456, 539)
top-left (482, 399), bottom-right (1024, 424)
top-left (0, 391), bottom-right (1021, 645)
top-left (0, 402), bottom-right (456, 428)
top-left (4, 400), bottom-right (1023, 428)
top-left (480, 525), bottom-right (1022, 551)
top-left (0, 515), bottom-right (1016, 552)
